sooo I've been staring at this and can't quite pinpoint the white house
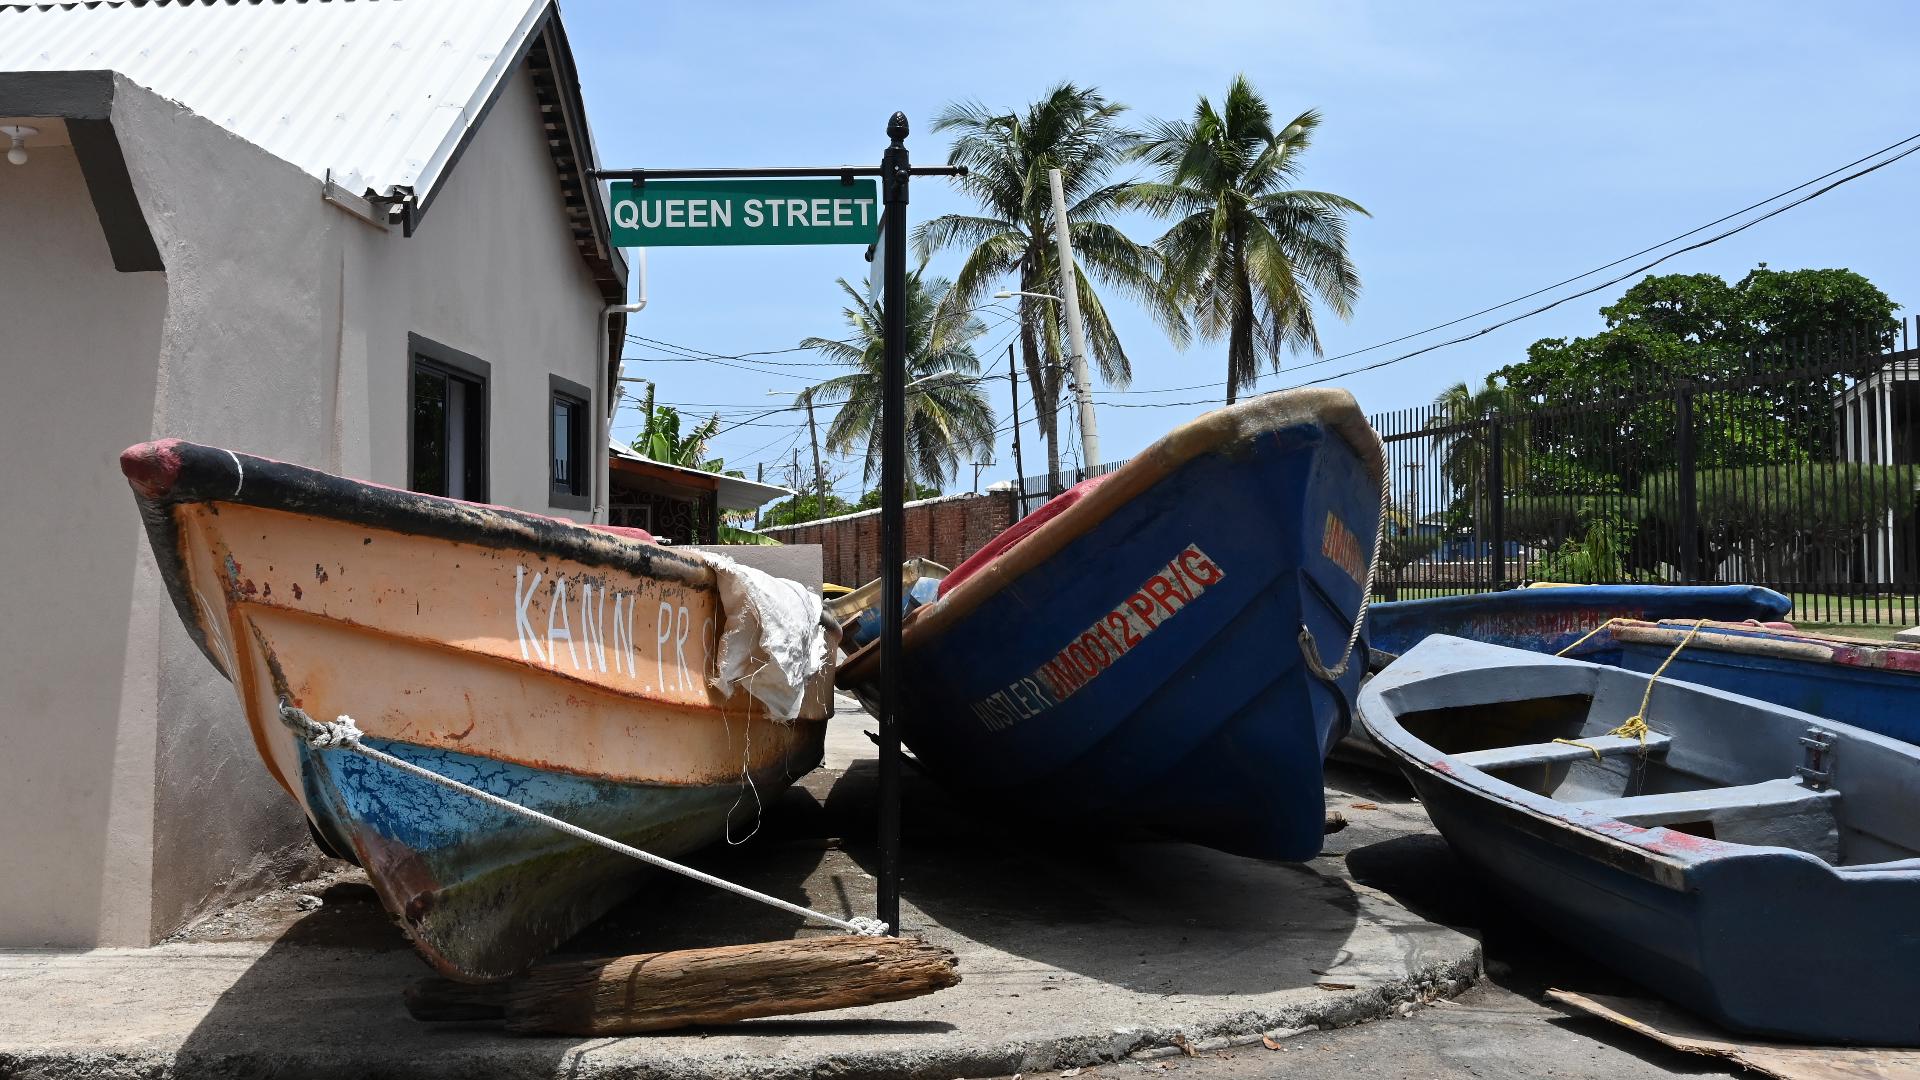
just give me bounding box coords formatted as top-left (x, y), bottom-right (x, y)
top-left (0, 0), bottom-right (634, 946)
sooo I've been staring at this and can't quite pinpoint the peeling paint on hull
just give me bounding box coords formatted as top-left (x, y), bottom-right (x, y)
top-left (120, 439), bottom-right (834, 981)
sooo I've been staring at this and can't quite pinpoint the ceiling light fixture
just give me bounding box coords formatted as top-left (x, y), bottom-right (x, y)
top-left (1, 125), bottom-right (39, 166)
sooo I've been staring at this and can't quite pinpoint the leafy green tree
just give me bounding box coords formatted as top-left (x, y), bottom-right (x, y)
top-left (798, 273), bottom-right (996, 492)
top-left (759, 492), bottom-right (856, 529)
top-left (1428, 376), bottom-right (1528, 544)
top-left (1133, 77), bottom-right (1366, 403)
top-left (1498, 267), bottom-right (1898, 484)
top-left (630, 382), bottom-right (721, 468)
top-left (1641, 464), bottom-right (1918, 583)
top-left (855, 482), bottom-right (941, 511)
top-left (916, 83), bottom-right (1179, 492)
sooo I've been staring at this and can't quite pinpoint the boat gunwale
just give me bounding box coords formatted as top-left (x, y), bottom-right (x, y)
top-left (123, 439), bottom-right (716, 679)
top-left (838, 388), bottom-right (1384, 685)
top-left (1371, 584), bottom-right (1792, 619)
top-left (1609, 619), bottom-right (1920, 669)
top-left (1363, 637), bottom-right (1920, 886)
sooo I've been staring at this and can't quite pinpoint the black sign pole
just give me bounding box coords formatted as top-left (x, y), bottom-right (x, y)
top-left (591, 143), bottom-right (964, 939)
top-left (875, 112), bottom-right (910, 935)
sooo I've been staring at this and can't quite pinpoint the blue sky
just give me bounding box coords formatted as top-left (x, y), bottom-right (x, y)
top-left (569, 1), bottom-right (1920, 499)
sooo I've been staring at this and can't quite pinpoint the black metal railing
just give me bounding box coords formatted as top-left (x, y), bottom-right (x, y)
top-left (1372, 318), bottom-right (1920, 626)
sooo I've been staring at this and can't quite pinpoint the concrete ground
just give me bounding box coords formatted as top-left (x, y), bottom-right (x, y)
top-left (0, 695), bottom-right (1483, 1080)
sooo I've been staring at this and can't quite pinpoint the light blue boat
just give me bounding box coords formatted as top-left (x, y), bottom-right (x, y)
top-left (1367, 584), bottom-right (1792, 662)
top-left (1360, 636), bottom-right (1920, 1045)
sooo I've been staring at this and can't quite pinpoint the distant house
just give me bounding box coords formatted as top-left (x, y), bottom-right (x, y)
top-left (1834, 354), bottom-right (1920, 584)
top-left (0, 0), bottom-right (630, 947)
top-left (607, 440), bottom-right (792, 544)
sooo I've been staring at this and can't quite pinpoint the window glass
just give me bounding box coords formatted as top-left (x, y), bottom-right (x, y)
top-left (412, 367), bottom-right (448, 495)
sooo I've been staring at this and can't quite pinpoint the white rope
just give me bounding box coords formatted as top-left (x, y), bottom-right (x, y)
top-left (1300, 427), bottom-right (1391, 684)
top-left (277, 702), bottom-right (888, 937)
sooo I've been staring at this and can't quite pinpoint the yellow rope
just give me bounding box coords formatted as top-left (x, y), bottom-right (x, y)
top-left (1550, 618), bottom-right (1706, 762)
top-left (1613, 619), bottom-right (1706, 741)
top-left (1555, 617), bottom-right (1624, 656)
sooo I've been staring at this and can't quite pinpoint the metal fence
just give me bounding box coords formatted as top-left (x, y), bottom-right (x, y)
top-left (1374, 318), bottom-right (1920, 626)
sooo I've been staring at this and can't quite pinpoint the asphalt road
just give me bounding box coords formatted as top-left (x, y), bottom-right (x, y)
top-left (1125, 763), bottom-right (1729, 1080)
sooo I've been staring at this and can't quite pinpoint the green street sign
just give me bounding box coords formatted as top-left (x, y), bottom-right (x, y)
top-left (610, 178), bottom-right (881, 247)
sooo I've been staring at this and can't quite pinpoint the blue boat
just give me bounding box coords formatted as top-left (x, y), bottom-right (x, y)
top-left (1360, 636), bottom-right (1920, 1045)
top-left (1367, 584), bottom-right (1791, 662)
top-left (1565, 619), bottom-right (1920, 746)
top-left (838, 389), bottom-right (1385, 860)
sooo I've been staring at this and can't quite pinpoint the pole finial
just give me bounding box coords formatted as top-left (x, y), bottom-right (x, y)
top-left (887, 112), bottom-right (909, 144)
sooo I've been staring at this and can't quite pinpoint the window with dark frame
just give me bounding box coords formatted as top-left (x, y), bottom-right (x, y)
top-left (408, 335), bottom-right (489, 502)
top-left (549, 374), bottom-right (592, 511)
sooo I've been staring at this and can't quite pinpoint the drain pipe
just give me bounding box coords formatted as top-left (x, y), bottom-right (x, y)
top-left (599, 249), bottom-right (648, 523)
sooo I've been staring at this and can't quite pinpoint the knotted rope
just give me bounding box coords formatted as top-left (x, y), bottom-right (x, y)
top-left (276, 702), bottom-right (888, 937)
top-left (1300, 427), bottom-right (1392, 684)
top-left (1551, 618), bottom-right (1705, 762)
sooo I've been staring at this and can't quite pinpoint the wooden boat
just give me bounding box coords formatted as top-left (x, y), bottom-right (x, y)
top-left (1565, 619), bottom-right (1920, 745)
top-left (1360, 635), bottom-right (1920, 1045)
top-left (1367, 584), bottom-right (1791, 665)
top-left (824, 558), bottom-right (948, 655)
top-left (838, 389), bottom-right (1385, 860)
top-left (120, 440), bottom-right (834, 982)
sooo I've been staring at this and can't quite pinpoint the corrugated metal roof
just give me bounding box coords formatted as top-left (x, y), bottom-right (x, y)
top-left (0, 0), bottom-right (549, 199)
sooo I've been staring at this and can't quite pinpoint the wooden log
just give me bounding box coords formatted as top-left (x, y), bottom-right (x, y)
top-left (405, 935), bottom-right (961, 1035)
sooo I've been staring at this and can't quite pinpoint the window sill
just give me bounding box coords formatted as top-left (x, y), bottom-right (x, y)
top-left (549, 491), bottom-right (591, 512)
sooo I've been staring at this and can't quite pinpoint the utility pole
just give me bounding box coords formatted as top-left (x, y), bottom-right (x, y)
top-left (1006, 341), bottom-right (1026, 517)
top-left (791, 448), bottom-right (802, 498)
top-left (1047, 167), bottom-right (1099, 471)
top-left (804, 395), bottom-right (827, 506)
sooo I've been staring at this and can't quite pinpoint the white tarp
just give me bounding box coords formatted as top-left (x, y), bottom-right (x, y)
top-left (702, 553), bottom-right (830, 721)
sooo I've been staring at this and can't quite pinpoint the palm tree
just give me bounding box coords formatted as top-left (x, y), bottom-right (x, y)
top-left (915, 83), bottom-right (1181, 493)
top-left (630, 382), bottom-right (721, 468)
top-left (798, 272), bottom-right (996, 492)
top-left (1429, 376), bottom-right (1528, 548)
top-left (1134, 76), bottom-right (1366, 403)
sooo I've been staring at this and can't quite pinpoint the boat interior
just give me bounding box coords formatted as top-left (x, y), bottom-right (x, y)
top-left (1389, 664), bottom-right (1920, 870)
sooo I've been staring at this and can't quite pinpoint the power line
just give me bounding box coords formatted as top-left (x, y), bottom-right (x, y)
top-left (1083, 127), bottom-right (1920, 400)
top-left (1087, 130), bottom-right (1920, 409)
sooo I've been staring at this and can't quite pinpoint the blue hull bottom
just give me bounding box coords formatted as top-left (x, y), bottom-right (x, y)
top-left (1369, 585), bottom-right (1791, 659)
top-left (851, 407), bottom-right (1377, 861)
top-left (300, 733), bottom-right (821, 981)
top-left (1413, 768), bottom-right (1920, 1044)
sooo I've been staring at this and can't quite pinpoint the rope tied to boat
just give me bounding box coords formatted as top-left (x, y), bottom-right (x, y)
top-left (1550, 619), bottom-right (1706, 762)
top-left (1299, 427), bottom-right (1391, 684)
top-left (1554, 618), bottom-right (1627, 657)
top-left (274, 701), bottom-right (890, 938)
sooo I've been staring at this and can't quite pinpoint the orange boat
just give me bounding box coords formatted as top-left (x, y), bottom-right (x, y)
top-left (121, 440), bottom-right (834, 981)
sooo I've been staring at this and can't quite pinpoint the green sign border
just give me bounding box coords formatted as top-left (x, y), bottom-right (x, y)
top-left (610, 178), bottom-right (881, 248)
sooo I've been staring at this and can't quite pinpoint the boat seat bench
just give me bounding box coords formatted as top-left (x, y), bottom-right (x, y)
top-left (1573, 778), bottom-right (1843, 860)
top-left (1452, 732), bottom-right (1673, 772)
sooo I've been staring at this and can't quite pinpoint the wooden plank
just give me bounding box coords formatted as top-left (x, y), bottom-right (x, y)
top-left (1548, 990), bottom-right (1920, 1080)
top-left (406, 936), bottom-right (960, 1035)
top-left (1453, 732), bottom-right (1671, 771)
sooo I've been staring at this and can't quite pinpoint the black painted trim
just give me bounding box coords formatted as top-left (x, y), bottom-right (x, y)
top-left (0, 69), bottom-right (112, 119)
top-left (547, 373), bottom-right (592, 511)
top-left (406, 333), bottom-right (492, 503)
top-left (69, 117), bottom-right (163, 272)
top-left (120, 439), bottom-right (713, 678)
top-left (0, 71), bottom-right (163, 273)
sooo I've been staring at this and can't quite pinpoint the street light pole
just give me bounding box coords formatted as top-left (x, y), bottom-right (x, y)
top-left (1006, 341), bottom-right (1026, 516)
top-left (1046, 167), bottom-right (1100, 471)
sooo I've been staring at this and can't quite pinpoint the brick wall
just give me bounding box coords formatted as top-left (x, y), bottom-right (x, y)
top-left (759, 492), bottom-right (1016, 586)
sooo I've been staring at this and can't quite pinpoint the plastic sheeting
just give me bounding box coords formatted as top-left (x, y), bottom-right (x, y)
top-left (703, 553), bottom-right (830, 721)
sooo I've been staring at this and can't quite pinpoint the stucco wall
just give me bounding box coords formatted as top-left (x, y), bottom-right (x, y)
top-left (346, 67), bottom-right (609, 513)
top-left (0, 140), bottom-right (168, 945)
top-left (0, 67), bottom-right (616, 946)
